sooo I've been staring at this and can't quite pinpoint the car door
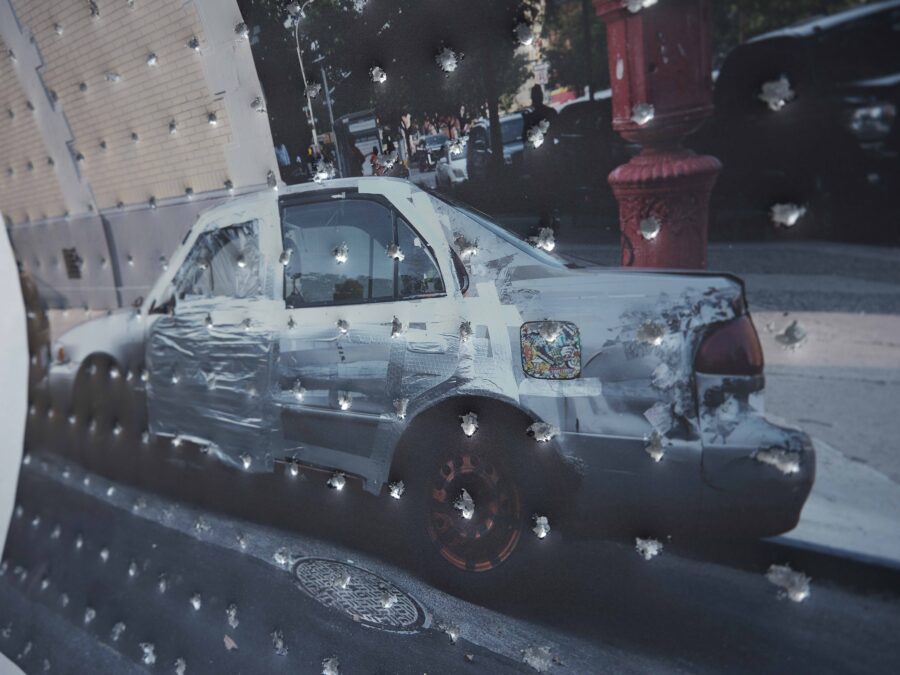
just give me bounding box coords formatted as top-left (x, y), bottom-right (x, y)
top-left (146, 217), bottom-right (280, 469)
top-left (271, 191), bottom-right (460, 480)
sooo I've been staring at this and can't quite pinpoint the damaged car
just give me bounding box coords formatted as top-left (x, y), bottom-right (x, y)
top-left (48, 177), bottom-right (814, 583)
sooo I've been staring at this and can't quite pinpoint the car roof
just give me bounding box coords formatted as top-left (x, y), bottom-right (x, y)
top-left (747, 0), bottom-right (900, 43)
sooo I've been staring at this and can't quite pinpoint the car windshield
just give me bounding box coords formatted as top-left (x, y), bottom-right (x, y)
top-left (426, 190), bottom-right (566, 268)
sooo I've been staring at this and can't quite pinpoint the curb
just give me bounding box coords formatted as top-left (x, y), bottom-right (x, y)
top-left (677, 535), bottom-right (900, 596)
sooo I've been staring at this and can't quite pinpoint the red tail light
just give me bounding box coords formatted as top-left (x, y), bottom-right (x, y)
top-left (695, 315), bottom-right (764, 375)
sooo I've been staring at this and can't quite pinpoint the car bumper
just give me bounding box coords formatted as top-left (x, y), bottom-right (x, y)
top-left (556, 418), bottom-right (814, 539)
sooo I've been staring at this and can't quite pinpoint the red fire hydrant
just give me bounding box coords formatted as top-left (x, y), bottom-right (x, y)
top-left (594, 0), bottom-right (721, 269)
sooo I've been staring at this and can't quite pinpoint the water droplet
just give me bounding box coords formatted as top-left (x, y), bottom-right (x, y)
top-left (111, 621), bottom-right (126, 641)
top-left (226, 603), bottom-right (239, 629)
top-left (190, 592), bottom-right (202, 611)
top-left (532, 515), bottom-right (551, 539)
top-left (631, 102), bottom-right (655, 126)
top-left (640, 216), bottom-right (661, 241)
top-left (140, 642), bottom-right (157, 666)
top-left (369, 66), bottom-right (387, 83)
top-left (453, 488), bottom-right (475, 519)
top-left (388, 481), bottom-right (405, 500)
top-left (459, 412), bottom-right (478, 437)
top-left (327, 471), bottom-right (346, 490)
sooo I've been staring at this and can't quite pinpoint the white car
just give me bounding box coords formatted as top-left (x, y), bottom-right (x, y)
top-left (47, 177), bottom-right (814, 583)
top-left (435, 141), bottom-right (468, 191)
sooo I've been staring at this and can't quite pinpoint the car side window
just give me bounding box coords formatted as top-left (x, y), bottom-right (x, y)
top-left (174, 221), bottom-right (260, 300)
top-left (396, 215), bottom-right (445, 299)
top-left (282, 199), bottom-right (394, 308)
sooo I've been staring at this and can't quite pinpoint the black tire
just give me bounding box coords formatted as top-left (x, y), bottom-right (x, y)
top-left (392, 399), bottom-right (554, 595)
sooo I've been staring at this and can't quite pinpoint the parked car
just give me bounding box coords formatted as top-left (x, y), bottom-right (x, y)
top-left (466, 114), bottom-right (525, 182)
top-left (691, 0), bottom-right (900, 241)
top-left (48, 177), bottom-right (814, 585)
top-left (555, 91), bottom-right (635, 210)
top-left (416, 133), bottom-right (450, 172)
top-left (434, 140), bottom-right (468, 191)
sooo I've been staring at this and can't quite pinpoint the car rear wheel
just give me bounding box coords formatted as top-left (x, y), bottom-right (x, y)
top-left (393, 402), bottom-right (551, 594)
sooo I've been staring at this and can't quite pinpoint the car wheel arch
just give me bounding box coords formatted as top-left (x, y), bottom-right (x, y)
top-left (387, 393), bottom-right (574, 507)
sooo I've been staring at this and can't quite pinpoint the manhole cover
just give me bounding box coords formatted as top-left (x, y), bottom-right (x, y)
top-left (294, 558), bottom-right (429, 633)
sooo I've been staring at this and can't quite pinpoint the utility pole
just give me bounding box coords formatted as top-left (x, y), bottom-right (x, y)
top-left (316, 58), bottom-right (344, 177)
top-left (290, 1), bottom-right (320, 156)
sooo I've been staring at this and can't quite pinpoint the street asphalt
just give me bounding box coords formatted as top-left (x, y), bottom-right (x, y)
top-left (2, 456), bottom-right (899, 674)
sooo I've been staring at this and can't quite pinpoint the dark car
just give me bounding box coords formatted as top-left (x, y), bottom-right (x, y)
top-left (555, 92), bottom-right (635, 212)
top-left (416, 133), bottom-right (450, 171)
top-left (691, 0), bottom-right (900, 241)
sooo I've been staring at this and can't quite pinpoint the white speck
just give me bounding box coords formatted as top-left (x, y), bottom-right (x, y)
top-left (289, 461), bottom-right (300, 477)
top-left (158, 573), bottom-right (168, 593)
top-left (770, 203), bottom-right (806, 228)
top-left (459, 321), bottom-right (473, 342)
top-left (637, 320), bottom-right (665, 346)
top-left (527, 422), bottom-right (559, 443)
top-left (526, 119), bottom-right (550, 148)
top-left (381, 589), bottom-right (397, 608)
top-left (292, 379), bottom-right (306, 400)
top-left (532, 515), bottom-right (551, 539)
top-left (616, 56), bottom-right (624, 80)
top-left (104, 71), bottom-right (121, 82)
top-left (440, 623), bottom-right (460, 644)
top-left (307, 83), bottom-right (322, 98)
top-left (460, 412), bottom-right (478, 437)
top-left (235, 22), bottom-right (249, 40)
top-left (515, 22), bottom-right (534, 46)
top-left (322, 656), bottom-right (341, 675)
top-left (236, 533), bottom-right (247, 550)
top-left (370, 66), bottom-right (387, 83)
top-left (640, 216), bottom-right (661, 240)
top-left (146, 53), bottom-right (158, 66)
top-left (271, 629), bottom-right (288, 655)
top-left (240, 453), bottom-right (252, 470)
top-left (333, 571), bottom-right (351, 589)
top-left (530, 227), bottom-right (556, 252)
top-left (74, 534), bottom-right (83, 550)
top-left (522, 645), bottom-right (554, 672)
top-left (314, 159), bottom-right (336, 184)
top-left (775, 319), bottom-right (806, 348)
top-left (110, 621), bottom-right (126, 641)
top-left (328, 471), bottom-right (347, 490)
top-left (435, 46), bottom-right (461, 73)
top-left (388, 481), bottom-right (405, 499)
top-left (391, 316), bottom-right (405, 337)
top-left (454, 235), bottom-right (478, 259)
top-left (759, 75), bottom-right (795, 112)
top-left (175, 657), bottom-right (187, 675)
top-left (333, 243), bottom-right (349, 264)
top-left (50, 524), bottom-right (61, 540)
top-left (273, 548), bottom-right (291, 567)
top-left (385, 243), bottom-right (404, 261)
top-left (393, 398), bottom-right (408, 419)
top-left (279, 249), bottom-right (292, 266)
top-left (337, 392), bottom-right (352, 411)
top-left (140, 642), bottom-right (156, 666)
top-left (644, 431), bottom-right (665, 462)
top-left (224, 635), bottom-right (238, 651)
top-left (754, 448), bottom-right (801, 475)
top-left (631, 102), bottom-right (655, 126)
top-left (226, 604), bottom-right (239, 629)
top-left (635, 537), bottom-right (663, 560)
top-left (651, 363), bottom-right (677, 390)
top-left (128, 560), bottom-right (138, 577)
top-left (83, 607), bottom-right (96, 624)
top-left (99, 547), bottom-right (109, 563)
top-left (624, 0), bottom-right (658, 12)
top-left (453, 488), bottom-right (475, 520)
top-left (766, 563), bottom-right (810, 602)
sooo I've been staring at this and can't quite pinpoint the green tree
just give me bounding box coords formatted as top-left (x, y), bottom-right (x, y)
top-left (543, 0), bottom-right (610, 95)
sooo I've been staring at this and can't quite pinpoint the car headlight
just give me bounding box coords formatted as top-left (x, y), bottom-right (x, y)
top-left (847, 102), bottom-right (896, 140)
top-left (520, 321), bottom-right (581, 379)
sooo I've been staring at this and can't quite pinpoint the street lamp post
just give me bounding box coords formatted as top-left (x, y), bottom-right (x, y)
top-left (289, 1), bottom-right (321, 157)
